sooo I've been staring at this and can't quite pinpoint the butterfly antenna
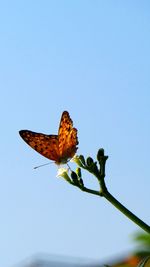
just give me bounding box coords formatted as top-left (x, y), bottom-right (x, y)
top-left (67, 163), bottom-right (72, 171)
top-left (34, 162), bottom-right (52, 169)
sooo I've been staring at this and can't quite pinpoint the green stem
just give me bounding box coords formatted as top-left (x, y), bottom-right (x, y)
top-left (72, 152), bottom-right (150, 233)
top-left (80, 186), bottom-right (100, 196)
top-left (103, 190), bottom-right (150, 234)
top-left (98, 178), bottom-right (150, 233)
top-left (71, 182), bottom-right (100, 196)
top-left (73, 181), bottom-right (150, 233)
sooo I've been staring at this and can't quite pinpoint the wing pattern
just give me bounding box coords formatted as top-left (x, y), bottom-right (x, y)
top-left (19, 111), bottom-right (78, 164)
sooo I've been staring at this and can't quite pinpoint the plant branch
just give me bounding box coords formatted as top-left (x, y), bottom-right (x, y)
top-left (103, 189), bottom-right (150, 234)
top-left (76, 181), bottom-right (150, 234)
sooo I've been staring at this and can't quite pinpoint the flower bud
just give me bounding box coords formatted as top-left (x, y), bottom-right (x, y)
top-left (57, 168), bottom-right (72, 183)
top-left (71, 155), bottom-right (83, 167)
top-left (97, 148), bottom-right (104, 161)
top-left (76, 167), bottom-right (82, 178)
top-left (86, 157), bottom-right (94, 166)
top-left (71, 171), bottom-right (79, 185)
top-left (79, 155), bottom-right (86, 166)
top-left (97, 148), bottom-right (108, 163)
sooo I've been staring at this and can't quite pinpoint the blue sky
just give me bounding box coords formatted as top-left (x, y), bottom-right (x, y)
top-left (0, 1), bottom-right (150, 266)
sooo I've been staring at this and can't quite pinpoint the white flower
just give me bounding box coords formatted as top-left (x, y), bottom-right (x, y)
top-left (57, 167), bottom-right (72, 183)
top-left (70, 155), bottom-right (83, 167)
top-left (70, 155), bottom-right (79, 163)
top-left (57, 167), bottom-right (68, 177)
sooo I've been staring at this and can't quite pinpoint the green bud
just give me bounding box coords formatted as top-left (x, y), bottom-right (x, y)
top-left (97, 148), bottom-right (108, 163)
top-left (76, 167), bottom-right (82, 178)
top-left (72, 155), bottom-right (83, 167)
top-left (97, 148), bottom-right (104, 161)
top-left (96, 149), bottom-right (108, 178)
top-left (79, 155), bottom-right (86, 166)
top-left (71, 171), bottom-right (79, 185)
top-left (86, 157), bottom-right (94, 166)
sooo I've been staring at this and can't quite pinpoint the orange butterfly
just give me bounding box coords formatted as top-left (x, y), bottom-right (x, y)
top-left (19, 111), bottom-right (78, 164)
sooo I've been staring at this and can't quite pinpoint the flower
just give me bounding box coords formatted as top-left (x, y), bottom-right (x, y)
top-left (57, 167), bottom-right (72, 183)
top-left (70, 155), bottom-right (84, 167)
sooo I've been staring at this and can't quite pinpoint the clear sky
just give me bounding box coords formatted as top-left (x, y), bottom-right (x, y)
top-left (0, 1), bottom-right (150, 267)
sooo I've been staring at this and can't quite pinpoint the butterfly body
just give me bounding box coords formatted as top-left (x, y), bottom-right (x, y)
top-left (19, 111), bottom-right (78, 164)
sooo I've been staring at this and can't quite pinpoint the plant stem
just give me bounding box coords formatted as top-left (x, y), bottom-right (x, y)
top-left (74, 151), bottom-right (150, 233)
top-left (80, 186), bottom-right (100, 196)
top-left (71, 182), bottom-right (100, 196)
top-left (98, 177), bottom-right (150, 233)
top-left (74, 181), bottom-right (150, 233)
top-left (103, 190), bottom-right (150, 234)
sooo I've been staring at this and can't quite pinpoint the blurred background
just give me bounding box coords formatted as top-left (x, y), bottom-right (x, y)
top-left (0, 1), bottom-right (150, 267)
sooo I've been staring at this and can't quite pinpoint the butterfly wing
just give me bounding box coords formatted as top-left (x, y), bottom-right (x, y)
top-left (58, 111), bottom-right (78, 162)
top-left (19, 130), bottom-right (60, 161)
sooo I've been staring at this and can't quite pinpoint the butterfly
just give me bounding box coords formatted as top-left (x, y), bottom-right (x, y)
top-left (19, 111), bottom-right (78, 165)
